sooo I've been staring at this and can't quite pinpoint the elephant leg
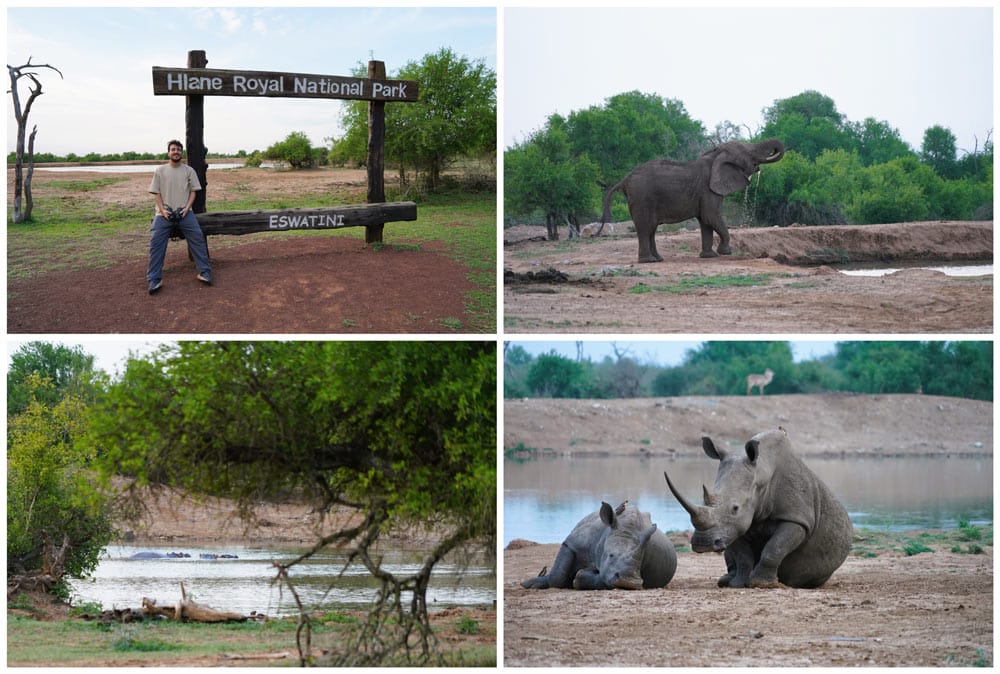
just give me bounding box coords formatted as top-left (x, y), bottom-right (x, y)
top-left (635, 220), bottom-right (662, 263)
top-left (698, 215), bottom-right (732, 256)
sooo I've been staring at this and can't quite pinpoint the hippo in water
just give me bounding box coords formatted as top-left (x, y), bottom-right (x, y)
top-left (129, 551), bottom-right (191, 559)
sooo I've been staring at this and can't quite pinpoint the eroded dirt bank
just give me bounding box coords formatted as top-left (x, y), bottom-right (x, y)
top-left (504, 394), bottom-right (993, 459)
top-left (504, 221), bottom-right (992, 333)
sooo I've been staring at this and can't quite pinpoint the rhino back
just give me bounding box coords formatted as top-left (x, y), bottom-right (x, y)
top-left (774, 460), bottom-right (853, 587)
top-left (640, 528), bottom-right (678, 589)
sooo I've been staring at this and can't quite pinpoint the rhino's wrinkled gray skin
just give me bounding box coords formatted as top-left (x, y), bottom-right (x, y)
top-left (664, 429), bottom-right (852, 589)
top-left (521, 500), bottom-right (676, 590)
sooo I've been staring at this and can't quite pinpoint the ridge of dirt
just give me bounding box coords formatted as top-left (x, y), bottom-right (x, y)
top-left (504, 394), bottom-right (993, 458)
top-left (503, 221), bottom-right (993, 333)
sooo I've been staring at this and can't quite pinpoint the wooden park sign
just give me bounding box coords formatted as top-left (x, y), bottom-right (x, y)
top-left (152, 51), bottom-right (418, 243)
top-left (152, 66), bottom-right (418, 102)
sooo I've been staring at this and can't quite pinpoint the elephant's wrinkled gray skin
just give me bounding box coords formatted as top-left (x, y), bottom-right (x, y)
top-left (600, 139), bottom-right (785, 262)
top-left (520, 500), bottom-right (677, 590)
top-left (664, 429), bottom-right (852, 589)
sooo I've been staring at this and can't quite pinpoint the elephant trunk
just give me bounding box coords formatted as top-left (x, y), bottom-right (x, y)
top-left (664, 471), bottom-right (714, 530)
top-left (758, 139), bottom-right (785, 164)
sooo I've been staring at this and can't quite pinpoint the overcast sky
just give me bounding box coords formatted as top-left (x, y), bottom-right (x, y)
top-left (6, 6), bottom-right (495, 155)
top-left (503, 6), bottom-right (993, 154)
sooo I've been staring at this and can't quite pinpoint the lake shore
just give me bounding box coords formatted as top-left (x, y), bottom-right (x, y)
top-left (504, 526), bottom-right (993, 667)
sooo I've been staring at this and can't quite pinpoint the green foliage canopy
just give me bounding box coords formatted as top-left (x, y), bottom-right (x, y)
top-left (7, 341), bottom-right (99, 416)
top-left (330, 48), bottom-right (496, 189)
top-left (8, 374), bottom-right (113, 583)
top-left (88, 341), bottom-right (496, 542)
top-left (505, 341), bottom-right (992, 402)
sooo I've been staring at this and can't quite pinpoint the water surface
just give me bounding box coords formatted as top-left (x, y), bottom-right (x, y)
top-left (504, 455), bottom-right (991, 545)
top-left (70, 543), bottom-right (494, 616)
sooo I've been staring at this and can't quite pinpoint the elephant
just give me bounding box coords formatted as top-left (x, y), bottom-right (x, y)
top-left (663, 428), bottom-right (852, 589)
top-left (520, 500), bottom-right (677, 590)
top-left (600, 139), bottom-right (785, 262)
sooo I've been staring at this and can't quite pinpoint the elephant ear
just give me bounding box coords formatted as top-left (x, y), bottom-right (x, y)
top-left (709, 151), bottom-right (754, 196)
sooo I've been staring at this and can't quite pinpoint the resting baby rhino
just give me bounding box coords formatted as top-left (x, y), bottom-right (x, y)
top-left (664, 428), bottom-right (852, 589)
top-left (521, 500), bottom-right (676, 590)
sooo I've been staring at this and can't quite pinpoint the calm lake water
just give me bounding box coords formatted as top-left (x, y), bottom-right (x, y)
top-left (504, 455), bottom-right (992, 545)
top-left (69, 544), bottom-right (495, 617)
top-left (836, 262), bottom-right (992, 277)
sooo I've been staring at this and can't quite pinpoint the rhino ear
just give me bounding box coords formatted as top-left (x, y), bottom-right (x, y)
top-left (745, 439), bottom-right (759, 463)
top-left (702, 436), bottom-right (723, 461)
top-left (599, 501), bottom-right (617, 528)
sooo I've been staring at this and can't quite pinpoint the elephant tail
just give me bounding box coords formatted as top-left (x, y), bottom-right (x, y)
top-left (599, 178), bottom-right (626, 236)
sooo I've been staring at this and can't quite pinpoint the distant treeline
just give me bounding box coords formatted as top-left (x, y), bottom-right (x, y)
top-left (504, 341), bottom-right (992, 402)
top-left (6, 150), bottom-right (248, 164)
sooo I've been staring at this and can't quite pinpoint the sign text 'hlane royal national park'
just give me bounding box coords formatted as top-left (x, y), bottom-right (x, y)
top-left (152, 66), bottom-right (418, 102)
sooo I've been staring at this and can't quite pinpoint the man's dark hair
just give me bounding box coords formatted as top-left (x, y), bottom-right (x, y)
top-left (167, 139), bottom-right (184, 151)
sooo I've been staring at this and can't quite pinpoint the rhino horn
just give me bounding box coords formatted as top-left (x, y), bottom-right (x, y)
top-left (664, 471), bottom-right (713, 528)
top-left (702, 485), bottom-right (719, 507)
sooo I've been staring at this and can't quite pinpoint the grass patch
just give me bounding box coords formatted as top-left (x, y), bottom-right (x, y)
top-left (629, 273), bottom-right (772, 294)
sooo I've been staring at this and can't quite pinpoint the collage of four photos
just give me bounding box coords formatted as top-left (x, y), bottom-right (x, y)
top-left (6, 4), bottom-right (994, 668)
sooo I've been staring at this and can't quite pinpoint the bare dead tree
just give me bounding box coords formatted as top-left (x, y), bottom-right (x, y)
top-left (8, 58), bottom-right (63, 223)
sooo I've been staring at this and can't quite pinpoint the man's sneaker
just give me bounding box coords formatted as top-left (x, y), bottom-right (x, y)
top-left (197, 273), bottom-right (212, 285)
top-left (148, 280), bottom-right (163, 295)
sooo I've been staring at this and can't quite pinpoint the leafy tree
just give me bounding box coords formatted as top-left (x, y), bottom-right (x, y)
top-left (525, 352), bottom-right (587, 397)
top-left (562, 90), bottom-right (706, 186)
top-left (87, 341), bottom-right (495, 666)
top-left (8, 374), bottom-right (113, 588)
top-left (504, 123), bottom-right (600, 236)
top-left (264, 131), bottom-right (314, 169)
top-left (7, 341), bottom-right (99, 416)
top-left (921, 125), bottom-right (959, 178)
top-left (850, 118), bottom-right (914, 166)
top-left (331, 48), bottom-right (495, 190)
top-left (761, 90), bottom-right (854, 161)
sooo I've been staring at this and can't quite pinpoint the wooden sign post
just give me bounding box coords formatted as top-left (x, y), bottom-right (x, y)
top-left (152, 51), bottom-right (419, 242)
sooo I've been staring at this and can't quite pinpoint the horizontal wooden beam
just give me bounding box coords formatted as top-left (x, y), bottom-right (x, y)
top-left (196, 202), bottom-right (417, 236)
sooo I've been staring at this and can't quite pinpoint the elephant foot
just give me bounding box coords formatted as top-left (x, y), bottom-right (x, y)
top-left (748, 575), bottom-right (785, 589)
top-left (717, 246), bottom-right (733, 256)
top-left (699, 250), bottom-right (719, 258)
top-left (717, 573), bottom-right (734, 588)
top-left (637, 255), bottom-right (661, 263)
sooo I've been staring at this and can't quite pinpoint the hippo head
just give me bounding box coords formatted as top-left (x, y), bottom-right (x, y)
top-left (664, 430), bottom-right (783, 553)
top-left (595, 501), bottom-right (659, 590)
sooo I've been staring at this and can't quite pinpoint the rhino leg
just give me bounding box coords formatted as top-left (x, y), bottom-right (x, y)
top-left (749, 521), bottom-right (807, 588)
top-left (720, 540), bottom-right (756, 588)
top-left (520, 543), bottom-right (578, 590)
top-left (572, 567), bottom-right (607, 590)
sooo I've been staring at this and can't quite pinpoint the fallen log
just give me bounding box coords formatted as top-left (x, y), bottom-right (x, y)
top-left (142, 582), bottom-right (247, 623)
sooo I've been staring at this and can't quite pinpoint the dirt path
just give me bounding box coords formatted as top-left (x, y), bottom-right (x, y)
top-left (504, 221), bottom-right (992, 333)
top-left (7, 166), bottom-right (488, 333)
top-left (504, 537), bottom-right (992, 667)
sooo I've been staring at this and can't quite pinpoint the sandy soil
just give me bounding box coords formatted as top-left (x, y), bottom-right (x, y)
top-left (7, 166), bottom-right (485, 333)
top-left (504, 221), bottom-right (992, 333)
top-left (504, 537), bottom-right (991, 667)
top-left (503, 394), bottom-right (993, 666)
